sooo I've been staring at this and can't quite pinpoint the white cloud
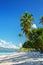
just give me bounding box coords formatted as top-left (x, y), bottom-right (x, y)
top-left (0, 39), bottom-right (19, 49)
top-left (19, 43), bottom-right (22, 48)
top-left (32, 24), bottom-right (37, 28)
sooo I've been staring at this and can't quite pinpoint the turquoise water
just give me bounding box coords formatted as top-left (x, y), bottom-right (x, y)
top-left (0, 52), bottom-right (16, 55)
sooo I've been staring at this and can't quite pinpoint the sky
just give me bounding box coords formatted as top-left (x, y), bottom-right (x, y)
top-left (0, 0), bottom-right (43, 46)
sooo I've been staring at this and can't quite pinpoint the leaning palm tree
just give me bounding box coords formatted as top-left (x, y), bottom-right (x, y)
top-left (20, 12), bottom-right (34, 39)
top-left (40, 16), bottom-right (43, 25)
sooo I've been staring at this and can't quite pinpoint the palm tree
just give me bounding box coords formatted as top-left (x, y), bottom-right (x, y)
top-left (20, 12), bottom-right (34, 39)
top-left (18, 34), bottom-right (23, 38)
top-left (40, 16), bottom-right (43, 25)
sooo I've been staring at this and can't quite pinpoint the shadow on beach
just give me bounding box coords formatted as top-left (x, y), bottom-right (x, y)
top-left (0, 52), bottom-right (43, 65)
top-left (12, 61), bottom-right (43, 65)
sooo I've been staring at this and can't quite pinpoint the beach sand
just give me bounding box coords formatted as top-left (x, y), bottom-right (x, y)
top-left (0, 52), bottom-right (43, 65)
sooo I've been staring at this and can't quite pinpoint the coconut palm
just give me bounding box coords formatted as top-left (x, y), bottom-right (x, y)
top-left (18, 34), bottom-right (23, 38)
top-left (40, 16), bottom-right (43, 25)
top-left (20, 12), bottom-right (34, 39)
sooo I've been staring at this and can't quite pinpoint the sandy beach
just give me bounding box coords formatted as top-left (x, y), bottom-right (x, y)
top-left (0, 52), bottom-right (43, 65)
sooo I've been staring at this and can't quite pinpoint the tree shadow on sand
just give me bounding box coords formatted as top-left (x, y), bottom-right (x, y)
top-left (12, 61), bottom-right (43, 65)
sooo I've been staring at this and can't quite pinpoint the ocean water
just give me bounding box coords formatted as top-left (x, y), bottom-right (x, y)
top-left (0, 52), bottom-right (17, 55)
top-left (0, 48), bottom-right (18, 55)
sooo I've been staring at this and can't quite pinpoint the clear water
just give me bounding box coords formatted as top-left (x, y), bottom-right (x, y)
top-left (0, 52), bottom-right (16, 55)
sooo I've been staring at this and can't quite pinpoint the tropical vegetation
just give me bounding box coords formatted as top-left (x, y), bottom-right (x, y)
top-left (19, 11), bottom-right (43, 52)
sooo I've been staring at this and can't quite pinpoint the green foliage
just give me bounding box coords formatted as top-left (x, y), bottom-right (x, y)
top-left (20, 12), bottom-right (34, 38)
top-left (23, 41), bottom-right (33, 48)
top-left (22, 28), bottom-right (43, 52)
top-left (19, 11), bottom-right (43, 52)
top-left (28, 28), bottom-right (43, 51)
top-left (40, 16), bottom-right (43, 25)
top-left (18, 34), bottom-right (23, 37)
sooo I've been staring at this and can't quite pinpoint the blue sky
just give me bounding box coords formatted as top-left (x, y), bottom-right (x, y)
top-left (0, 0), bottom-right (43, 46)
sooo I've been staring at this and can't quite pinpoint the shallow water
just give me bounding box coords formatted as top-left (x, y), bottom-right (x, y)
top-left (0, 52), bottom-right (16, 55)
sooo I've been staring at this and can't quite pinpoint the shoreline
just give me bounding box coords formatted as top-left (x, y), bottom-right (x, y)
top-left (0, 52), bottom-right (43, 65)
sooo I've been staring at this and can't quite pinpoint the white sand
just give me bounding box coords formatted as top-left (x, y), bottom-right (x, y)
top-left (0, 52), bottom-right (43, 65)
